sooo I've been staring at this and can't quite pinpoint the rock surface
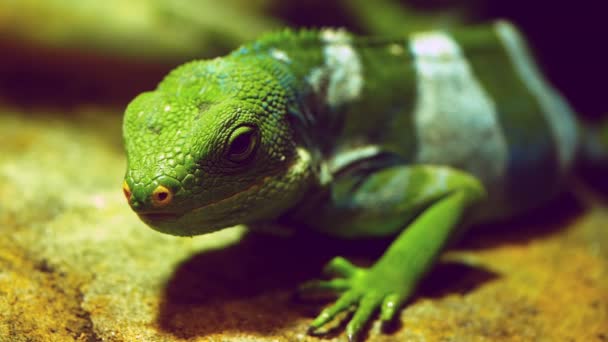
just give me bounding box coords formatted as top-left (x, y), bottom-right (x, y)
top-left (1, 107), bottom-right (607, 341)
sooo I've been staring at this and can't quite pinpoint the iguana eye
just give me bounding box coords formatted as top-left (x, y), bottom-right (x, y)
top-left (226, 125), bottom-right (259, 162)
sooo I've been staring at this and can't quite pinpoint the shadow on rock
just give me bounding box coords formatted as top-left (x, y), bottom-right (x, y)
top-left (155, 193), bottom-right (583, 338)
top-left (155, 227), bottom-right (506, 339)
top-left (156, 231), bottom-right (379, 337)
top-left (458, 191), bottom-right (584, 250)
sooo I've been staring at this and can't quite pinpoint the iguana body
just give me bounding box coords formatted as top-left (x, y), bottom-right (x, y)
top-left (123, 21), bottom-right (580, 340)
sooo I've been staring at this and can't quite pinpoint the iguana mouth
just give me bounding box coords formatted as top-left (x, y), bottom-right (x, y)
top-left (192, 177), bottom-right (269, 214)
top-left (138, 212), bottom-right (181, 222)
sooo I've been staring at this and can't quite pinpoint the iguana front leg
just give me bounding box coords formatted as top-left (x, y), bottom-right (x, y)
top-left (298, 165), bottom-right (485, 340)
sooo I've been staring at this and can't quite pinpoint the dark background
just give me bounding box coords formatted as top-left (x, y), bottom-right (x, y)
top-left (0, 0), bottom-right (605, 119)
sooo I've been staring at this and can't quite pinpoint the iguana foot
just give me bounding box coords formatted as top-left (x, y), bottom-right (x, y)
top-left (301, 256), bottom-right (412, 341)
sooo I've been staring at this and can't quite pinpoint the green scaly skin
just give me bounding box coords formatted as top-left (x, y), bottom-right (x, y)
top-left (123, 53), bottom-right (315, 234)
top-left (123, 22), bottom-right (581, 340)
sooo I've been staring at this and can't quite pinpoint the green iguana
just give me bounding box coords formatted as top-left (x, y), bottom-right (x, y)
top-left (122, 20), bottom-right (593, 340)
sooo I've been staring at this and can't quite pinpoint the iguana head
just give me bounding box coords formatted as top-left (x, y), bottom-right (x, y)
top-left (122, 57), bottom-right (313, 236)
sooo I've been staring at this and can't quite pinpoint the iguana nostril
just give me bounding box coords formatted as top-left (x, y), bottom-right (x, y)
top-left (122, 181), bottom-right (132, 201)
top-left (151, 185), bottom-right (172, 207)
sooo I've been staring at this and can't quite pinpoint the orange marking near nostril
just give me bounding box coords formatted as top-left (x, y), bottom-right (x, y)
top-left (122, 181), bottom-right (132, 201)
top-left (152, 185), bottom-right (172, 207)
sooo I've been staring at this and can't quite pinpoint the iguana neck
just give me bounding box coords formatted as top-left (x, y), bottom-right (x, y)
top-left (230, 29), bottom-right (420, 163)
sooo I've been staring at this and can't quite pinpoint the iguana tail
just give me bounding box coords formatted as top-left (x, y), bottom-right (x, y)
top-left (579, 118), bottom-right (608, 192)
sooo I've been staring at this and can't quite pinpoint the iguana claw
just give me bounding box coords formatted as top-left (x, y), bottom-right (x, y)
top-left (301, 256), bottom-right (410, 341)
